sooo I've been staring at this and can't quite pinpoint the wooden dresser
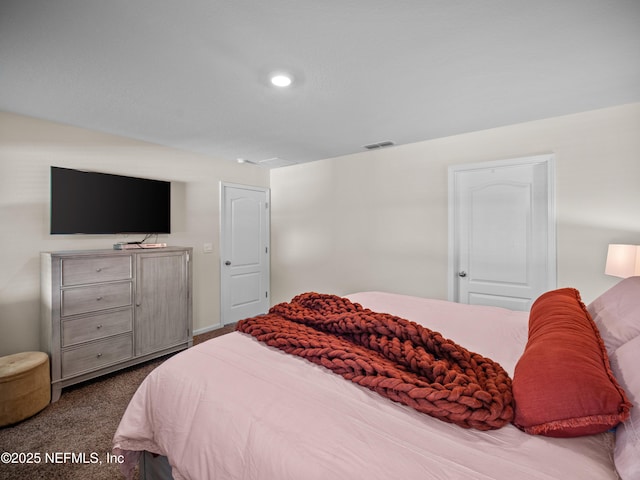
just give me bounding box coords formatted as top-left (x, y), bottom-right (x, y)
top-left (41, 247), bottom-right (192, 401)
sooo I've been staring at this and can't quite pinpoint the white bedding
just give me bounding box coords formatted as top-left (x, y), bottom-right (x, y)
top-left (113, 291), bottom-right (618, 479)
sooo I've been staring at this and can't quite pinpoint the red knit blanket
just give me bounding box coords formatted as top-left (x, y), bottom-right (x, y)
top-left (236, 293), bottom-right (514, 430)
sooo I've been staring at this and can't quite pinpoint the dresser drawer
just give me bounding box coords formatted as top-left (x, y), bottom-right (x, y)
top-left (61, 255), bottom-right (132, 286)
top-left (61, 282), bottom-right (132, 317)
top-left (62, 309), bottom-right (133, 347)
top-left (62, 334), bottom-right (133, 378)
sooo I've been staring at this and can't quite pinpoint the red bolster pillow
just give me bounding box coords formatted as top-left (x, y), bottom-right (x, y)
top-left (512, 288), bottom-right (631, 437)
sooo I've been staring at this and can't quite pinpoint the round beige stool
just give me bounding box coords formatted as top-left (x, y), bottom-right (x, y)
top-left (0, 352), bottom-right (50, 427)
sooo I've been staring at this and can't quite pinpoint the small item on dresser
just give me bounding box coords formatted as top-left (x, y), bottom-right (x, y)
top-left (113, 242), bottom-right (167, 250)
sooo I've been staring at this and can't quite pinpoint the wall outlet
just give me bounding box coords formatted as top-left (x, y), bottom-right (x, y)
top-left (203, 243), bottom-right (213, 253)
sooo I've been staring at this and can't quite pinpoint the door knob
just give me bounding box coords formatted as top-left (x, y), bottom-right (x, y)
top-left (225, 261), bottom-right (231, 266)
top-left (458, 271), bottom-right (467, 277)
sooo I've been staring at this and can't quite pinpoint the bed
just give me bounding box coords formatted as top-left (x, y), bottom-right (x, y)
top-left (113, 278), bottom-right (640, 480)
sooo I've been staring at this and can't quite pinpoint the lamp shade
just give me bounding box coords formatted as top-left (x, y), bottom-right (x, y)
top-left (605, 244), bottom-right (640, 278)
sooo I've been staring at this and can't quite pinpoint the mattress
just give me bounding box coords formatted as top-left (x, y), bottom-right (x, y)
top-left (113, 291), bottom-right (617, 480)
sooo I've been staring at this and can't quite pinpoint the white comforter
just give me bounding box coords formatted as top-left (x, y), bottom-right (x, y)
top-left (113, 291), bottom-right (617, 479)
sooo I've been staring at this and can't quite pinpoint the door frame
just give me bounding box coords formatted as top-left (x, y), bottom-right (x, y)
top-left (219, 182), bottom-right (271, 325)
top-left (447, 154), bottom-right (557, 304)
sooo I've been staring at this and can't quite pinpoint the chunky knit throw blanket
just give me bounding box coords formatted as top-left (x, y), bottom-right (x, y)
top-left (236, 293), bottom-right (514, 430)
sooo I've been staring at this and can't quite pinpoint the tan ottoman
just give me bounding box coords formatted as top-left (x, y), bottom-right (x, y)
top-left (0, 352), bottom-right (50, 426)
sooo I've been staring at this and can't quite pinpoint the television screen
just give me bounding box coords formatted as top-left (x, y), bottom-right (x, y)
top-left (50, 167), bottom-right (171, 235)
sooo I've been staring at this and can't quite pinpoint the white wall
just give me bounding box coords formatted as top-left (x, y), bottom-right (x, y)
top-left (0, 112), bottom-right (269, 356)
top-left (3, 104), bottom-right (639, 356)
top-left (270, 103), bottom-right (640, 305)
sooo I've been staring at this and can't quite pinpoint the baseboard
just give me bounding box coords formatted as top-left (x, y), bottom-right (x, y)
top-left (193, 324), bottom-right (224, 336)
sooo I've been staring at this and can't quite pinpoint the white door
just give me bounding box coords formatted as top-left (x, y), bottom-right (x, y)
top-left (448, 155), bottom-right (556, 311)
top-left (220, 183), bottom-right (270, 325)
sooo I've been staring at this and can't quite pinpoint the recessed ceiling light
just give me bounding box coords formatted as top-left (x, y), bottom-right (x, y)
top-left (270, 73), bottom-right (293, 87)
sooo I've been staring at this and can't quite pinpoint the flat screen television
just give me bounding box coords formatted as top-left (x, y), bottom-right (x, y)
top-left (50, 167), bottom-right (171, 235)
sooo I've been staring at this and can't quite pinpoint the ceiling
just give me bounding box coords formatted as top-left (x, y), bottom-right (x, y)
top-left (1, 1), bottom-right (639, 167)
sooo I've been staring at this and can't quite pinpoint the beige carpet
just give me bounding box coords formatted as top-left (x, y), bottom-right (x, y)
top-left (0, 326), bottom-right (235, 480)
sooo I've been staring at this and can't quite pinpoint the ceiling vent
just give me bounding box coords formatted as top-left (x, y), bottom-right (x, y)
top-left (363, 140), bottom-right (395, 150)
top-left (257, 157), bottom-right (298, 168)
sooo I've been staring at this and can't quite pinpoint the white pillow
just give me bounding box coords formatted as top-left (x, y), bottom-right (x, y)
top-left (609, 335), bottom-right (640, 480)
top-left (587, 276), bottom-right (640, 356)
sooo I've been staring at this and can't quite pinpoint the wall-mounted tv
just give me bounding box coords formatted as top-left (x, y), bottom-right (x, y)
top-left (50, 167), bottom-right (171, 235)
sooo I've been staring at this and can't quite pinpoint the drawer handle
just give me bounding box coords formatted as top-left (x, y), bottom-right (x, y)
top-left (96, 353), bottom-right (103, 358)
top-left (96, 268), bottom-right (102, 272)
top-left (96, 324), bottom-right (103, 329)
top-left (96, 296), bottom-right (103, 301)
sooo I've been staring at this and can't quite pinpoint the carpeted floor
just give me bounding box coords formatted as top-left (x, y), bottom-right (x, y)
top-left (0, 325), bottom-right (236, 480)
